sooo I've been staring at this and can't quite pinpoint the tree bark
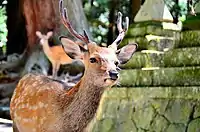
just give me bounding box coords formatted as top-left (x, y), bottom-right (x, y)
top-left (7, 0), bottom-right (91, 53)
top-left (1, 0), bottom-right (90, 119)
top-left (107, 0), bottom-right (118, 45)
top-left (22, 0), bottom-right (91, 50)
top-left (130, 0), bottom-right (141, 22)
top-left (174, 0), bottom-right (179, 24)
top-left (6, 0), bottom-right (27, 55)
top-left (5, 0), bottom-right (90, 74)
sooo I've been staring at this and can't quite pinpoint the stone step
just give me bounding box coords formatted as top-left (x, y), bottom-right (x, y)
top-left (179, 30), bottom-right (200, 48)
top-left (121, 47), bottom-right (200, 69)
top-left (121, 30), bottom-right (200, 51)
top-left (120, 36), bottom-right (175, 51)
top-left (127, 22), bottom-right (177, 38)
top-left (88, 87), bottom-right (200, 132)
top-left (119, 67), bottom-right (200, 87)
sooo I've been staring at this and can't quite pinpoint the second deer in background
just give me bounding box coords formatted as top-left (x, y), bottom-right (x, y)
top-left (36, 31), bottom-right (83, 79)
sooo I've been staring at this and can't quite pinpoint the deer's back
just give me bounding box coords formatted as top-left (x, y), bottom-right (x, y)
top-left (10, 73), bottom-right (67, 132)
top-left (50, 46), bottom-right (73, 63)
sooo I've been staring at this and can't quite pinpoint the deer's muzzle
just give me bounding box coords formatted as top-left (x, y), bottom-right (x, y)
top-left (109, 70), bottom-right (119, 80)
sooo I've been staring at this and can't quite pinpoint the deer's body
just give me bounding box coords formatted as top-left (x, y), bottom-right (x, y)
top-left (36, 31), bottom-right (83, 79)
top-left (10, 72), bottom-right (103, 132)
top-left (10, 0), bottom-right (137, 131)
top-left (42, 44), bottom-right (73, 65)
top-left (10, 47), bottom-right (125, 132)
top-left (10, 74), bottom-right (66, 132)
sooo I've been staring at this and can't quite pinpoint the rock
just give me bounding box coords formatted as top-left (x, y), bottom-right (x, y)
top-left (0, 82), bottom-right (17, 98)
top-left (166, 124), bottom-right (185, 132)
top-left (120, 35), bottom-right (177, 51)
top-left (187, 119), bottom-right (200, 132)
top-left (179, 31), bottom-right (200, 48)
top-left (121, 47), bottom-right (200, 69)
top-left (119, 67), bottom-right (200, 87)
top-left (127, 22), bottom-right (179, 38)
top-left (88, 87), bottom-right (200, 131)
top-left (134, 0), bottom-right (173, 22)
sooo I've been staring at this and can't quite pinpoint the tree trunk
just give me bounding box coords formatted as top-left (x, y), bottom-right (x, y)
top-left (174, 0), bottom-right (179, 24)
top-left (21, 0), bottom-right (91, 51)
top-left (6, 0), bottom-right (27, 55)
top-left (6, 0), bottom-right (91, 54)
top-left (107, 0), bottom-right (118, 45)
top-left (130, 0), bottom-right (141, 23)
top-left (0, 0), bottom-right (90, 119)
top-left (5, 0), bottom-right (90, 75)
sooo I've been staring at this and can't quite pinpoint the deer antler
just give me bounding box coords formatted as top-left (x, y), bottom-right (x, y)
top-left (59, 0), bottom-right (90, 43)
top-left (108, 12), bottom-right (129, 51)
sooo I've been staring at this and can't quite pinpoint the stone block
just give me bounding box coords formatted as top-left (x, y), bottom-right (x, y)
top-left (188, 119), bottom-right (200, 132)
top-left (179, 31), bottom-right (200, 48)
top-left (119, 69), bottom-right (152, 87)
top-left (121, 36), bottom-right (176, 51)
top-left (88, 87), bottom-right (200, 131)
top-left (119, 67), bottom-right (200, 87)
top-left (121, 47), bottom-right (200, 69)
top-left (127, 22), bottom-right (178, 38)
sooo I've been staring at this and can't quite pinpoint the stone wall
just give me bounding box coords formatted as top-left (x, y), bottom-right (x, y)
top-left (88, 22), bottom-right (200, 132)
top-left (88, 88), bottom-right (200, 132)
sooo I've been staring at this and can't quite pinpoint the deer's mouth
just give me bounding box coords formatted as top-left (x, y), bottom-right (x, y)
top-left (104, 78), bottom-right (118, 86)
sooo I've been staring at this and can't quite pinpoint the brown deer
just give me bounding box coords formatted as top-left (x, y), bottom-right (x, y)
top-left (10, 0), bottom-right (137, 131)
top-left (36, 31), bottom-right (83, 79)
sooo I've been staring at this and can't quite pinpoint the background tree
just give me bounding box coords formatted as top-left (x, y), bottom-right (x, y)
top-left (1, 0), bottom-right (91, 78)
top-left (130, 0), bottom-right (141, 23)
top-left (6, 0), bottom-right (91, 55)
top-left (0, 0), bottom-right (91, 116)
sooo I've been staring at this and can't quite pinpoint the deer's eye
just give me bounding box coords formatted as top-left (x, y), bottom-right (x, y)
top-left (114, 61), bottom-right (119, 66)
top-left (90, 57), bottom-right (97, 63)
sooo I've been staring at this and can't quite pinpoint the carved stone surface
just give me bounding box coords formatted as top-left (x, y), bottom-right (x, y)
top-left (88, 88), bottom-right (200, 132)
top-left (134, 0), bottom-right (173, 22)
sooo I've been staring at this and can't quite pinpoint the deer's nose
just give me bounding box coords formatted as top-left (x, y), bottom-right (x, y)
top-left (109, 70), bottom-right (119, 80)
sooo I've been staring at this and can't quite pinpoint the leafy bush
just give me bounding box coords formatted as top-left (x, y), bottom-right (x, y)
top-left (0, 1), bottom-right (7, 53)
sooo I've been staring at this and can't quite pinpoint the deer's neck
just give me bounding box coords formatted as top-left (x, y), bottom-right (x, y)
top-left (42, 42), bottom-right (52, 57)
top-left (62, 72), bottom-right (106, 132)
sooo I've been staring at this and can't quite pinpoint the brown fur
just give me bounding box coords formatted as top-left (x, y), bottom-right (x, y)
top-left (10, 43), bottom-right (137, 132)
top-left (11, 3), bottom-right (137, 131)
top-left (36, 31), bottom-right (82, 78)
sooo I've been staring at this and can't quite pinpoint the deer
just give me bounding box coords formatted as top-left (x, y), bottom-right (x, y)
top-left (10, 0), bottom-right (138, 131)
top-left (36, 31), bottom-right (84, 79)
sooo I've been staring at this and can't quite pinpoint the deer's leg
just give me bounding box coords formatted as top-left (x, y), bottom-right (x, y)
top-left (12, 122), bottom-right (19, 132)
top-left (52, 63), bottom-right (60, 79)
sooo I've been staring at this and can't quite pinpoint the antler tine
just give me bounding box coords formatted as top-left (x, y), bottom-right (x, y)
top-left (83, 30), bottom-right (89, 42)
top-left (59, 0), bottom-right (63, 15)
top-left (124, 17), bottom-right (129, 31)
top-left (108, 12), bottom-right (129, 51)
top-left (117, 12), bottom-right (123, 32)
top-left (59, 0), bottom-right (89, 43)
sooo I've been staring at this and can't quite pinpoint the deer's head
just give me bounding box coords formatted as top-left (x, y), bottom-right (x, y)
top-left (59, 0), bottom-right (137, 87)
top-left (36, 31), bottom-right (53, 45)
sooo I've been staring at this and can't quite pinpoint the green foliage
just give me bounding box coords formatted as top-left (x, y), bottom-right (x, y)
top-left (164, 0), bottom-right (199, 22)
top-left (84, 0), bottom-right (200, 43)
top-left (84, 0), bottom-right (109, 43)
top-left (83, 0), bottom-right (130, 44)
top-left (0, 1), bottom-right (7, 53)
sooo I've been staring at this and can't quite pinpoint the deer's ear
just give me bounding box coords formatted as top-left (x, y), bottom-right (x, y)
top-left (47, 31), bottom-right (53, 38)
top-left (88, 42), bottom-right (97, 54)
top-left (117, 43), bottom-right (137, 64)
top-left (60, 36), bottom-right (83, 58)
top-left (75, 41), bottom-right (88, 51)
top-left (36, 31), bottom-right (42, 38)
top-left (60, 36), bottom-right (81, 52)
